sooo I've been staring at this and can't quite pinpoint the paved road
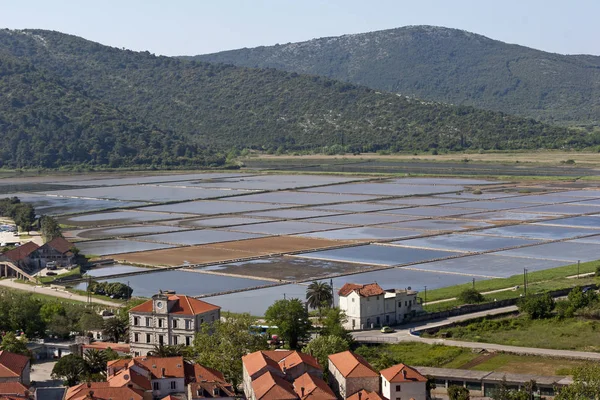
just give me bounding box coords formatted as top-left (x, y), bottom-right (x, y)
top-left (352, 305), bottom-right (600, 361)
top-left (0, 279), bottom-right (122, 308)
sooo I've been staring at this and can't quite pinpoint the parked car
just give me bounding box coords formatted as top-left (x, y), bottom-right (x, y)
top-left (381, 326), bottom-right (394, 333)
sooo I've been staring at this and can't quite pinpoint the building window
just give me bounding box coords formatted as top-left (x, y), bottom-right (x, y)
top-left (146, 334), bottom-right (151, 343)
top-left (134, 333), bottom-right (139, 342)
top-left (170, 381), bottom-right (176, 390)
top-left (146, 317), bottom-right (151, 327)
top-left (158, 319), bottom-right (163, 328)
top-left (153, 382), bottom-right (160, 391)
top-left (396, 385), bottom-right (401, 391)
top-left (173, 335), bottom-right (178, 345)
top-left (159, 335), bottom-right (164, 345)
top-left (200, 318), bottom-right (204, 324)
top-left (186, 336), bottom-right (192, 346)
top-left (185, 319), bottom-right (191, 330)
top-left (172, 319), bottom-right (178, 329)
top-left (133, 317), bottom-right (139, 326)
top-left (352, 298), bottom-right (355, 303)
top-left (398, 301), bottom-right (401, 307)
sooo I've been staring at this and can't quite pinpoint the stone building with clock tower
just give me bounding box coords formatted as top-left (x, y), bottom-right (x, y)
top-left (128, 290), bottom-right (221, 356)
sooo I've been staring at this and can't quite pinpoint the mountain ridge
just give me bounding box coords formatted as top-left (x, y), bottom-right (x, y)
top-left (190, 25), bottom-right (600, 127)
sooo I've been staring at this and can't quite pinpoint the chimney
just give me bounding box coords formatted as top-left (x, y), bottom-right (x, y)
top-left (402, 370), bottom-right (407, 379)
top-left (161, 367), bottom-right (166, 377)
top-left (301, 387), bottom-right (305, 397)
top-left (358, 392), bottom-right (362, 400)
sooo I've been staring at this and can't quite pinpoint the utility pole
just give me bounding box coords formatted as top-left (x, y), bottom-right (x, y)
top-left (472, 278), bottom-right (475, 289)
top-left (424, 286), bottom-right (427, 303)
top-left (577, 260), bottom-right (580, 279)
top-left (524, 268), bottom-right (528, 296)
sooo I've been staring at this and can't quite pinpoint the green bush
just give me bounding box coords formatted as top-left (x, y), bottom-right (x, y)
top-left (457, 288), bottom-right (485, 304)
top-left (518, 293), bottom-right (555, 319)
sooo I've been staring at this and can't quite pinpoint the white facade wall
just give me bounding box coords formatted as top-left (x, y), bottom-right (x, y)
top-left (382, 378), bottom-right (426, 400)
top-left (341, 290), bottom-right (422, 330)
top-left (151, 377), bottom-right (186, 398)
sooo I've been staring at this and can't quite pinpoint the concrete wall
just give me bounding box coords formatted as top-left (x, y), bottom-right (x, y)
top-left (382, 379), bottom-right (426, 400)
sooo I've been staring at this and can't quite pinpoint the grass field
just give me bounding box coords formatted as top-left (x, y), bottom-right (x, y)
top-left (471, 353), bottom-right (589, 375)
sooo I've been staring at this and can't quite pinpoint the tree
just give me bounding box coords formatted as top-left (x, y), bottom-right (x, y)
top-left (13, 203), bottom-right (35, 233)
top-left (193, 313), bottom-right (268, 388)
top-left (102, 317), bottom-right (128, 342)
top-left (448, 385), bottom-right (470, 400)
top-left (302, 335), bottom-right (349, 370)
top-left (52, 354), bottom-right (87, 386)
top-left (40, 302), bottom-right (66, 324)
top-left (148, 344), bottom-right (186, 358)
top-left (457, 288), bottom-right (485, 304)
top-left (306, 281), bottom-right (333, 311)
top-left (39, 215), bottom-right (63, 243)
top-left (265, 298), bottom-right (312, 350)
top-left (556, 364), bottom-right (600, 400)
top-left (78, 312), bottom-right (105, 333)
top-left (321, 308), bottom-right (353, 344)
top-left (0, 332), bottom-right (30, 356)
top-left (83, 349), bottom-right (107, 377)
top-left (518, 293), bottom-right (555, 319)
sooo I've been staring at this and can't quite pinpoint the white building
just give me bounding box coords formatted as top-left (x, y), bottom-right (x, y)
top-left (380, 363), bottom-right (427, 400)
top-left (338, 283), bottom-right (423, 330)
top-left (129, 291), bottom-right (221, 356)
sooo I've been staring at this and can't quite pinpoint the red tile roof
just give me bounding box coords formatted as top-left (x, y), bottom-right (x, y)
top-left (83, 342), bottom-right (130, 354)
top-left (134, 356), bottom-right (186, 379)
top-left (380, 363), bottom-right (427, 383)
top-left (185, 363), bottom-right (226, 384)
top-left (189, 381), bottom-right (235, 399)
top-left (129, 294), bottom-right (220, 315)
top-left (0, 351), bottom-right (29, 378)
top-left (66, 382), bottom-right (144, 400)
top-left (328, 351), bottom-right (378, 379)
top-left (262, 350), bottom-right (321, 372)
top-left (0, 382), bottom-right (28, 397)
top-left (338, 283), bottom-right (385, 297)
top-left (252, 371), bottom-right (298, 400)
top-left (2, 242), bottom-right (39, 262)
top-left (44, 237), bottom-right (74, 254)
top-left (346, 390), bottom-right (385, 400)
top-left (293, 372), bottom-right (336, 400)
top-left (242, 351), bottom-right (282, 379)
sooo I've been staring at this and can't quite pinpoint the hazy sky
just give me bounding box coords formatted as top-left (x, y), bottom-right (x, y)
top-left (1, 0), bottom-right (598, 56)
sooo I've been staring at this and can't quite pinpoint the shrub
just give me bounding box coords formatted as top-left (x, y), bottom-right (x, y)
top-left (457, 288), bottom-right (485, 304)
top-left (518, 293), bottom-right (555, 319)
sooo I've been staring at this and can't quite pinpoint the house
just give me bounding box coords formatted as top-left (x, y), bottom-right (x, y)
top-left (0, 351), bottom-right (30, 385)
top-left (380, 364), bottom-right (427, 400)
top-left (346, 390), bottom-right (385, 400)
top-left (128, 291), bottom-right (221, 356)
top-left (0, 242), bottom-right (39, 275)
top-left (185, 363), bottom-right (235, 399)
top-left (81, 341), bottom-right (130, 357)
top-left (65, 382), bottom-right (144, 400)
top-left (328, 351), bottom-right (379, 399)
top-left (242, 350), bottom-right (328, 400)
top-left (0, 382), bottom-right (30, 399)
top-left (338, 283), bottom-right (423, 330)
top-left (37, 237), bottom-right (75, 268)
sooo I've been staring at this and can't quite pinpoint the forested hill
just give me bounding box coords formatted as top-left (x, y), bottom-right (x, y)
top-left (0, 29), bottom-right (596, 169)
top-left (191, 25), bottom-right (600, 128)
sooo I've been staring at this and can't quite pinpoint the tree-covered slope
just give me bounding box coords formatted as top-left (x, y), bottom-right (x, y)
top-left (191, 25), bottom-right (600, 128)
top-left (0, 28), bottom-right (596, 170)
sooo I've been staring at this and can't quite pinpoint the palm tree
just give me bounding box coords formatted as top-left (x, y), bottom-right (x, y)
top-left (102, 317), bottom-right (128, 343)
top-left (306, 281), bottom-right (334, 311)
top-left (147, 343), bottom-right (185, 357)
top-left (83, 349), bottom-right (107, 376)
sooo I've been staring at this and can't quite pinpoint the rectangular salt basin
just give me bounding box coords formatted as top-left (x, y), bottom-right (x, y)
top-left (0, 193), bottom-right (145, 216)
top-left (504, 194), bottom-right (592, 204)
top-left (435, 192), bottom-right (521, 200)
top-left (449, 200), bottom-right (535, 210)
top-left (306, 213), bottom-right (419, 226)
top-left (378, 197), bottom-right (471, 206)
top-left (56, 173), bottom-right (250, 187)
top-left (534, 215), bottom-right (600, 229)
top-left (459, 211), bottom-right (558, 222)
top-left (408, 254), bottom-right (567, 278)
top-left (178, 217), bottom-right (273, 228)
top-left (67, 225), bottom-right (187, 240)
top-left (573, 199), bottom-right (600, 206)
top-left (76, 239), bottom-right (177, 256)
top-left (44, 185), bottom-right (250, 202)
top-left (552, 190), bottom-right (600, 198)
top-left (297, 244), bottom-right (457, 266)
top-left (381, 219), bottom-right (494, 232)
top-left (298, 227), bottom-right (426, 241)
top-left (301, 183), bottom-right (465, 196)
top-left (228, 221), bottom-right (340, 235)
top-left (382, 207), bottom-right (476, 217)
top-left (389, 234), bottom-right (542, 253)
top-left (521, 204), bottom-right (600, 215)
top-left (135, 229), bottom-right (264, 245)
top-left (85, 264), bottom-right (148, 277)
top-left (495, 241), bottom-right (600, 262)
top-left (60, 210), bottom-right (191, 227)
top-left (313, 203), bottom-right (405, 212)
top-left (475, 225), bottom-right (598, 240)
top-left (225, 191), bottom-right (379, 205)
top-left (391, 178), bottom-right (500, 185)
top-left (73, 270), bottom-right (274, 298)
top-left (205, 284), bottom-right (308, 315)
top-left (571, 235), bottom-right (600, 244)
top-left (140, 200), bottom-right (292, 215)
top-left (245, 208), bottom-right (345, 219)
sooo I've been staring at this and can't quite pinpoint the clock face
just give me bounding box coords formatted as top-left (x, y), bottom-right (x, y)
top-left (156, 301), bottom-right (163, 309)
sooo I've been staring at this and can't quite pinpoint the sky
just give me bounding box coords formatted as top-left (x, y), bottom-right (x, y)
top-left (1, 0), bottom-right (598, 57)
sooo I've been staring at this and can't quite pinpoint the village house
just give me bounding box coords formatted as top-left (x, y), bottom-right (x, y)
top-left (0, 381), bottom-right (30, 399)
top-left (346, 389), bottom-right (385, 400)
top-left (65, 382), bottom-right (144, 400)
top-left (128, 291), bottom-right (221, 356)
top-left (186, 362), bottom-right (236, 399)
top-left (0, 351), bottom-right (30, 386)
top-left (338, 283), bottom-right (423, 330)
top-left (0, 237), bottom-right (76, 279)
top-left (328, 351), bottom-right (380, 399)
top-left (242, 350), bottom-right (333, 400)
top-left (36, 237), bottom-right (76, 268)
top-left (380, 364), bottom-right (427, 400)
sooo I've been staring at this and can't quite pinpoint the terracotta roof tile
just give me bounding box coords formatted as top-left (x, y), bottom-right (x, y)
top-left (129, 294), bottom-right (220, 315)
top-left (185, 363), bottom-right (226, 384)
top-left (133, 356), bottom-right (186, 379)
top-left (380, 363), bottom-right (427, 383)
top-left (189, 381), bottom-right (235, 398)
top-left (66, 383), bottom-right (144, 400)
top-left (346, 390), bottom-right (385, 400)
top-left (0, 351), bottom-right (29, 378)
top-left (262, 350), bottom-right (321, 372)
top-left (338, 283), bottom-right (385, 297)
top-left (0, 382), bottom-right (28, 397)
top-left (83, 342), bottom-right (130, 353)
top-left (252, 371), bottom-right (298, 400)
top-left (328, 351), bottom-right (378, 379)
top-left (44, 237), bottom-right (74, 254)
top-left (2, 242), bottom-right (39, 262)
top-left (242, 351), bottom-right (282, 379)
top-left (293, 372), bottom-right (336, 400)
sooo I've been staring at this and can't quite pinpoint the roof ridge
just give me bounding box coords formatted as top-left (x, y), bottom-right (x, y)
top-left (184, 295), bottom-right (194, 314)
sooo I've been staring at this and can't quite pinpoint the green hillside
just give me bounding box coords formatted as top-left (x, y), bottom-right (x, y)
top-left (191, 25), bottom-right (600, 128)
top-left (0, 29), bottom-right (596, 169)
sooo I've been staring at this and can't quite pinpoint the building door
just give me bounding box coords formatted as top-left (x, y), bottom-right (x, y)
top-left (376, 316), bottom-right (380, 326)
